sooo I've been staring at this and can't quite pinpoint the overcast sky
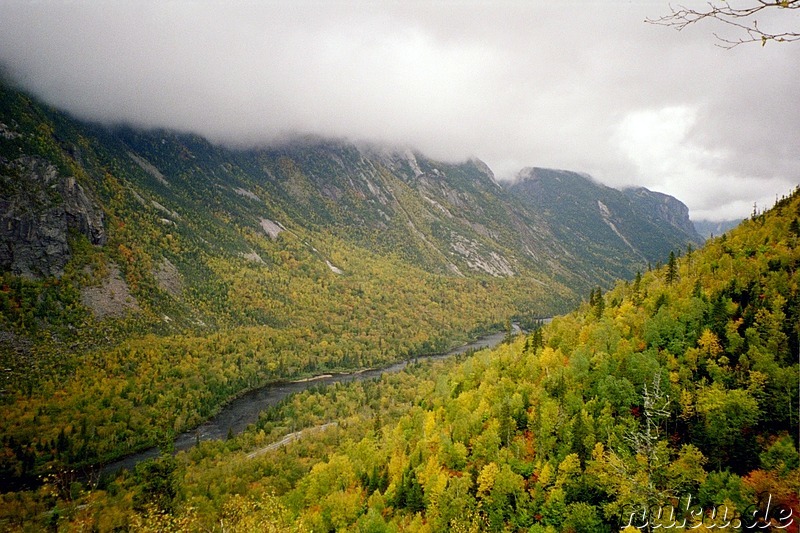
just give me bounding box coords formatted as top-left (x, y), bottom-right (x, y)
top-left (1, 1), bottom-right (798, 221)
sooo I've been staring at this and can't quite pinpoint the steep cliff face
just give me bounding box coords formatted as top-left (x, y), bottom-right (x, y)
top-left (0, 156), bottom-right (105, 277)
top-left (623, 186), bottom-right (703, 243)
top-left (0, 79), bottom-right (705, 316)
top-left (506, 168), bottom-right (702, 282)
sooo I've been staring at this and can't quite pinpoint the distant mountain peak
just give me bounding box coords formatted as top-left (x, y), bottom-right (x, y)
top-left (1, 78), bottom-right (706, 303)
top-left (515, 167), bottom-right (604, 187)
top-left (504, 167), bottom-right (703, 282)
top-left (621, 186), bottom-right (703, 243)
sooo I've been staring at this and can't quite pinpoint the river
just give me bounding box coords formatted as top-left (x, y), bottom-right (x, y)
top-left (99, 326), bottom-right (521, 475)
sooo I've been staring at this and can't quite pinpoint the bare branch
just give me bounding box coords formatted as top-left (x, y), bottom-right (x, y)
top-left (647, 1), bottom-right (800, 47)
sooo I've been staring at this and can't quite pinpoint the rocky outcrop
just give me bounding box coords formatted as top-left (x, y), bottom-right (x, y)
top-left (450, 233), bottom-right (515, 277)
top-left (153, 257), bottom-right (183, 296)
top-left (623, 187), bottom-right (703, 244)
top-left (0, 156), bottom-right (106, 278)
top-left (507, 168), bottom-right (704, 283)
top-left (81, 263), bottom-right (140, 318)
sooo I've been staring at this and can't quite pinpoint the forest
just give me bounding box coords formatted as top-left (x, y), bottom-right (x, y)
top-left (0, 75), bottom-right (797, 532)
top-left (1, 2), bottom-right (798, 529)
top-left (2, 177), bottom-right (797, 529)
top-left (0, 80), bottom-right (569, 495)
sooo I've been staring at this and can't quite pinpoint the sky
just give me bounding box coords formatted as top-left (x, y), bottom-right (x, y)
top-left (0, 1), bottom-right (798, 221)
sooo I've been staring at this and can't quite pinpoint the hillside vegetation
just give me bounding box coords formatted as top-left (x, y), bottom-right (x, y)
top-left (169, 188), bottom-right (798, 532)
top-left (5, 185), bottom-right (796, 530)
top-left (0, 77), bottom-right (705, 493)
top-left (0, 90), bottom-right (558, 487)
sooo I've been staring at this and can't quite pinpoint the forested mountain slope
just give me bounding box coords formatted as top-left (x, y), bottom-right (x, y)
top-left (1, 79), bottom-right (706, 507)
top-left (508, 168), bottom-right (704, 285)
top-left (50, 185), bottom-right (797, 532)
top-left (0, 80), bottom-right (701, 315)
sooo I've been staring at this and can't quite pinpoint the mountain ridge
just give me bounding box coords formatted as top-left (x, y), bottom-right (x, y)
top-left (0, 79), bottom-right (706, 346)
top-left (506, 166), bottom-right (702, 283)
top-left (0, 80), bottom-right (708, 487)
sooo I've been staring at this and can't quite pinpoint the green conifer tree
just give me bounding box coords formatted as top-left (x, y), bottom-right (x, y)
top-left (666, 251), bottom-right (678, 285)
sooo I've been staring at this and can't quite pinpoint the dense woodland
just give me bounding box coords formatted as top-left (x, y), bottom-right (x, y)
top-left (2, 180), bottom-right (797, 529)
top-left (1, 81), bottom-right (798, 531)
top-left (0, 81), bottom-right (568, 492)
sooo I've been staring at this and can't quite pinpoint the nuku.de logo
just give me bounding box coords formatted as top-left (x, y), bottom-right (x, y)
top-left (622, 493), bottom-right (795, 530)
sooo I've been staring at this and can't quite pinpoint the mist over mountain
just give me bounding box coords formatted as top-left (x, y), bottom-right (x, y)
top-left (0, 78), bottom-right (703, 491)
top-left (0, 2), bottom-right (797, 223)
top-left (0, 81), bottom-right (702, 304)
top-left (1, 59), bottom-right (798, 532)
top-left (693, 218), bottom-right (743, 239)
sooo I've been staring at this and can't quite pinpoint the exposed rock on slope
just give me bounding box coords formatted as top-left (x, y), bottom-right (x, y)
top-left (0, 156), bottom-right (105, 278)
top-left (80, 263), bottom-right (140, 318)
top-left (506, 168), bottom-right (702, 283)
top-left (154, 257), bottom-right (183, 297)
top-left (623, 186), bottom-right (703, 241)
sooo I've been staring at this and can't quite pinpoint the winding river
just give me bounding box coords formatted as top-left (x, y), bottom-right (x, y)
top-left (99, 326), bottom-right (522, 475)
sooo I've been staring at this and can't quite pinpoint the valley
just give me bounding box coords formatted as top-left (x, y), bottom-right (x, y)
top-left (100, 327), bottom-right (518, 478)
top-left (0, 79), bottom-right (797, 531)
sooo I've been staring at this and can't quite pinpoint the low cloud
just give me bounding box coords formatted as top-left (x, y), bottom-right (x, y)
top-left (1, 1), bottom-right (797, 221)
top-left (613, 106), bottom-right (795, 220)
